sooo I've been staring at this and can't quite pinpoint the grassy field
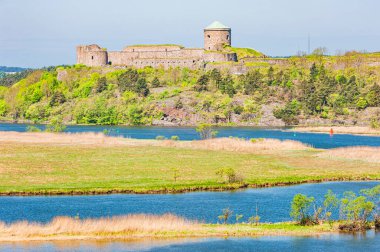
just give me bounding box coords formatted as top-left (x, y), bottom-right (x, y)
top-left (0, 132), bottom-right (379, 194)
top-left (0, 214), bottom-right (338, 242)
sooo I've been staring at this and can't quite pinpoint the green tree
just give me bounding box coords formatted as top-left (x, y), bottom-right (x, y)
top-left (243, 70), bottom-right (263, 95)
top-left (219, 74), bottom-right (235, 97)
top-left (340, 191), bottom-right (374, 226)
top-left (151, 77), bottom-right (161, 88)
top-left (273, 100), bottom-right (301, 125)
top-left (49, 91), bottom-right (66, 106)
top-left (136, 78), bottom-right (150, 97)
top-left (117, 68), bottom-right (139, 93)
top-left (94, 76), bottom-right (107, 93)
top-left (196, 123), bottom-right (218, 139)
top-left (290, 194), bottom-right (315, 225)
top-left (194, 74), bottom-right (209, 92)
top-left (45, 116), bottom-right (66, 132)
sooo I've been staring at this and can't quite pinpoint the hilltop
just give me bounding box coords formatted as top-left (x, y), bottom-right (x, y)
top-left (0, 52), bottom-right (380, 128)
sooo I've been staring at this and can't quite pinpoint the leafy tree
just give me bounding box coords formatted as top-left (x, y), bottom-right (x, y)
top-left (196, 123), bottom-right (217, 139)
top-left (340, 191), bottom-right (374, 226)
top-left (219, 74), bottom-right (235, 97)
top-left (136, 78), bottom-right (150, 97)
top-left (45, 116), bottom-right (66, 132)
top-left (209, 68), bottom-right (222, 89)
top-left (94, 76), bottom-right (107, 93)
top-left (216, 167), bottom-right (238, 183)
top-left (49, 91), bottom-right (66, 106)
top-left (117, 68), bottom-right (139, 93)
top-left (194, 74), bottom-right (209, 92)
top-left (273, 100), bottom-right (301, 125)
top-left (243, 70), bottom-right (263, 95)
top-left (290, 194), bottom-right (315, 225)
top-left (151, 77), bottom-right (161, 88)
top-left (366, 84), bottom-right (380, 107)
top-left (356, 97), bottom-right (368, 110)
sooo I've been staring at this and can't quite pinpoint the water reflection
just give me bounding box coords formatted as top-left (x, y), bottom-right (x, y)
top-left (1, 232), bottom-right (380, 252)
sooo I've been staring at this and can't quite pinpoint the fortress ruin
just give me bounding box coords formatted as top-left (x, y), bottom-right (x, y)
top-left (76, 21), bottom-right (238, 69)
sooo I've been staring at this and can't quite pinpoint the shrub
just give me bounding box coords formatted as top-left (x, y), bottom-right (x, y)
top-left (273, 100), bottom-right (301, 125)
top-left (171, 135), bottom-right (180, 141)
top-left (45, 116), bottom-right (66, 132)
top-left (196, 123), bottom-right (218, 140)
top-left (151, 77), bottom-right (161, 88)
top-left (156, 135), bottom-right (166, 140)
top-left (26, 125), bottom-right (42, 132)
top-left (216, 167), bottom-right (239, 183)
top-left (218, 208), bottom-right (233, 224)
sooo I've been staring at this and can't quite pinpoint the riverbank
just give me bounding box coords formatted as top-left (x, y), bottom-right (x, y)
top-left (0, 131), bottom-right (379, 195)
top-left (0, 214), bottom-right (339, 242)
top-left (291, 126), bottom-right (380, 136)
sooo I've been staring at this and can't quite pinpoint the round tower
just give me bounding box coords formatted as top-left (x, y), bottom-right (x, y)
top-left (204, 21), bottom-right (231, 51)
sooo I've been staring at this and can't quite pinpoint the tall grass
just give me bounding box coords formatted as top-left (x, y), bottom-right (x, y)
top-left (318, 146), bottom-right (380, 163)
top-left (0, 214), bottom-right (199, 238)
top-left (161, 138), bottom-right (310, 153)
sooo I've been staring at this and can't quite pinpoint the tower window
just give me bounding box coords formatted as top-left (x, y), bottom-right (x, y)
top-left (208, 35), bottom-right (211, 38)
top-left (91, 56), bottom-right (94, 60)
top-left (227, 35), bottom-right (230, 40)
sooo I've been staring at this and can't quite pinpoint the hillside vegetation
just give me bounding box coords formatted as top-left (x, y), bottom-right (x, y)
top-left (0, 52), bottom-right (380, 127)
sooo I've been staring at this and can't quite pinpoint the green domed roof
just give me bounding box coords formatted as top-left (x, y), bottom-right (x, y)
top-left (205, 21), bottom-right (230, 30)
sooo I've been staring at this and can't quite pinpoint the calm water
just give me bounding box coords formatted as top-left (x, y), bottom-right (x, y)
top-left (1, 232), bottom-right (380, 251)
top-left (1, 123), bottom-right (380, 149)
top-left (0, 181), bottom-right (378, 224)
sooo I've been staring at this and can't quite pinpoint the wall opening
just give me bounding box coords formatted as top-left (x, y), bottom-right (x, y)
top-left (91, 56), bottom-right (94, 60)
top-left (227, 35), bottom-right (230, 40)
top-left (208, 35), bottom-right (210, 38)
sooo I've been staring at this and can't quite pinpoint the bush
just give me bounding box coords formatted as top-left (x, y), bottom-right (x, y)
top-left (45, 116), bottom-right (66, 132)
top-left (26, 125), bottom-right (42, 132)
top-left (218, 208), bottom-right (233, 224)
top-left (273, 100), bottom-right (301, 125)
top-left (216, 167), bottom-right (239, 183)
top-left (156, 135), bottom-right (166, 140)
top-left (196, 123), bottom-right (218, 140)
top-left (171, 135), bottom-right (180, 141)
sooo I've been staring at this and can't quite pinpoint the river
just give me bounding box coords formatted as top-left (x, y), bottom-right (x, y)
top-left (1, 123), bottom-right (380, 148)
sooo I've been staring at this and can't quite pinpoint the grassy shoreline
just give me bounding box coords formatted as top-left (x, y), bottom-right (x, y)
top-left (291, 126), bottom-right (380, 136)
top-left (0, 132), bottom-right (379, 196)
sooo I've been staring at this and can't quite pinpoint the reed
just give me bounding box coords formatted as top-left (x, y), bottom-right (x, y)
top-left (0, 214), bottom-right (199, 238)
top-left (318, 146), bottom-right (380, 163)
top-left (161, 138), bottom-right (310, 153)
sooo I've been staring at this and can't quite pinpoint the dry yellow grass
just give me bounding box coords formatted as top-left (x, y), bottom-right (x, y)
top-left (0, 131), bottom-right (309, 153)
top-left (292, 126), bottom-right (380, 136)
top-left (0, 214), bottom-right (336, 242)
top-left (0, 214), bottom-right (199, 240)
top-left (318, 146), bottom-right (380, 163)
top-left (161, 137), bottom-right (310, 153)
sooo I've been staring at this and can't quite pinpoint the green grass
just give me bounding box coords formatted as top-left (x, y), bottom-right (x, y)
top-left (0, 142), bottom-right (379, 194)
top-left (223, 45), bottom-right (266, 58)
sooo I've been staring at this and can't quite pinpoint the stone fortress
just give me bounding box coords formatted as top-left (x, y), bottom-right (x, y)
top-left (76, 21), bottom-right (238, 69)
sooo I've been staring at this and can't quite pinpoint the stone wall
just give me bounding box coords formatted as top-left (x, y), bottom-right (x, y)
top-left (204, 29), bottom-right (231, 51)
top-left (203, 52), bottom-right (237, 62)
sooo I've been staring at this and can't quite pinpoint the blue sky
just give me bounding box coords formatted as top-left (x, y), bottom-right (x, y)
top-left (0, 0), bottom-right (379, 68)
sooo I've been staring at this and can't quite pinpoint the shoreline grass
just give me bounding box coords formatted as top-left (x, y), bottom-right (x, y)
top-left (0, 132), bottom-right (379, 196)
top-left (0, 214), bottom-right (341, 242)
top-left (291, 126), bottom-right (380, 136)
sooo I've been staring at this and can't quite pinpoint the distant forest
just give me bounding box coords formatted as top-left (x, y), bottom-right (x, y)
top-left (0, 66), bottom-right (28, 72)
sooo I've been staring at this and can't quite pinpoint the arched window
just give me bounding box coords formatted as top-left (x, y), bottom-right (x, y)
top-left (91, 56), bottom-right (94, 60)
